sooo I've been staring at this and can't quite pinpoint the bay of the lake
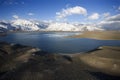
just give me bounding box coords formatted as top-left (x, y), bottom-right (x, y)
top-left (0, 32), bottom-right (120, 53)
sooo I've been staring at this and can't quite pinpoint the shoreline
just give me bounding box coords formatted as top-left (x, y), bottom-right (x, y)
top-left (68, 31), bottom-right (120, 40)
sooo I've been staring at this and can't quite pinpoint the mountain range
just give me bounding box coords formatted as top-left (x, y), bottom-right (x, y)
top-left (0, 18), bottom-right (119, 32)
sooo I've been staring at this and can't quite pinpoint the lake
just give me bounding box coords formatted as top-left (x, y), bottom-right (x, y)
top-left (0, 32), bottom-right (120, 53)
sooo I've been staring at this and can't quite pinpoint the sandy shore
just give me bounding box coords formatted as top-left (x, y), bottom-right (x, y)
top-left (69, 31), bottom-right (120, 40)
top-left (78, 46), bottom-right (120, 76)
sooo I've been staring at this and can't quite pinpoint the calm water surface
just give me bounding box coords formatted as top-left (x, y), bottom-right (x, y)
top-left (0, 32), bottom-right (120, 53)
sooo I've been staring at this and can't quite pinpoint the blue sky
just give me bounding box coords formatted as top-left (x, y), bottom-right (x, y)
top-left (0, 0), bottom-right (120, 23)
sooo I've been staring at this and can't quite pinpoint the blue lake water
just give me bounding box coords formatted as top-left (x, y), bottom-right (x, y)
top-left (0, 32), bottom-right (120, 53)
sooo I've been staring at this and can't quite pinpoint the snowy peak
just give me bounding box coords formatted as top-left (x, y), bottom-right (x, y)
top-left (77, 24), bottom-right (104, 31)
top-left (46, 22), bottom-right (103, 31)
top-left (1, 14), bottom-right (120, 31)
top-left (46, 22), bottom-right (79, 31)
top-left (11, 19), bottom-right (40, 31)
top-left (0, 19), bottom-right (104, 31)
top-left (0, 21), bottom-right (10, 29)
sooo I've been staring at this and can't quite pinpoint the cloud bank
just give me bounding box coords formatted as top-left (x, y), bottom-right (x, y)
top-left (99, 14), bottom-right (120, 30)
top-left (88, 13), bottom-right (100, 20)
top-left (56, 6), bottom-right (87, 19)
top-left (105, 14), bottom-right (120, 21)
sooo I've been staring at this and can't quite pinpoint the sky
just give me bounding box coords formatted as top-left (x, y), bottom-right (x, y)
top-left (0, 0), bottom-right (120, 23)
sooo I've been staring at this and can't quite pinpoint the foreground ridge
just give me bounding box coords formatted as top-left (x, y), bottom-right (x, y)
top-left (0, 42), bottom-right (120, 80)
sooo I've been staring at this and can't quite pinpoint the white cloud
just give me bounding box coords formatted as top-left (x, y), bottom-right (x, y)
top-left (56, 6), bottom-right (87, 19)
top-left (12, 15), bottom-right (19, 19)
top-left (99, 14), bottom-right (120, 30)
top-left (88, 13), bottom-right (100, 20)
top-left (28, 13), bottom-right (34, 16)
top-left (105, 14), bottom-right (120, 21)
top-left (103, 12), bottom-right (110, 18)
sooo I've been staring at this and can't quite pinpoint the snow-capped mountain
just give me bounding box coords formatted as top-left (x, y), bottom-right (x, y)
top-left (0, 19), bottom-right (104, 32)
top-left (0, 19), bottom-right (40, 31)
top-left (11, 19), bottom-right (40, 31)
top-left (45, 22), bottom-right (103, 31)
top-left (0, 21), bottom-right (16, 31)
top-left (73, 24), bottom-right (104, 31)
top-left (46, 22), bottom-right (79, 31)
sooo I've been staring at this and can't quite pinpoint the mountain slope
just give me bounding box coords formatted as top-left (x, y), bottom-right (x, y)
top-left (0, 19), bottom-right (104, 32)
top-left (11, 19), bottom-right (40, 31)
